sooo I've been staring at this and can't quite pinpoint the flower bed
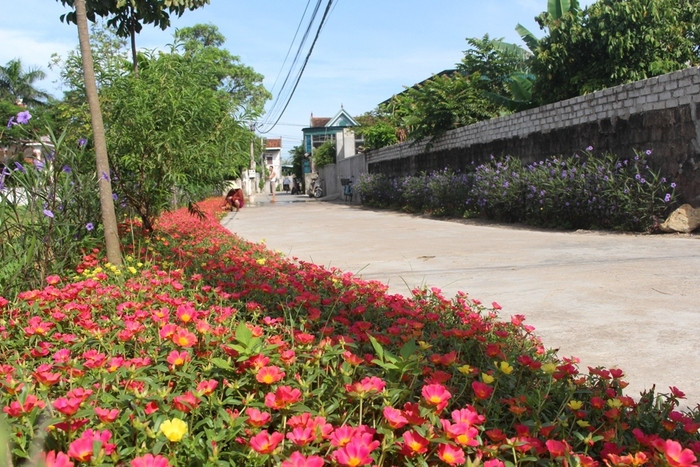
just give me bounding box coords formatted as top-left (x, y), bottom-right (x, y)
top-left (1, 198), bottom-right (698, 466)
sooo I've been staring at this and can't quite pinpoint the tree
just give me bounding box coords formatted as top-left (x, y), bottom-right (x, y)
top-left (0, 59), bottom-right (51, 107)
top-left (312, 140), bottom-right (336, 169)
top-left (173, 24), bottom-right (271, 119)
top-left (457, 35), bottom-right (534, 112)
top-left (59, 0), bottom-right (211, 73)
top-left (531, 0), bottom-right (700, 104)
top-left (74, 0), bottom-right (122, 265)
top-left (382, 73), bottom-right (498, 142)
top-left (100, 48), bottom-right (255, 231)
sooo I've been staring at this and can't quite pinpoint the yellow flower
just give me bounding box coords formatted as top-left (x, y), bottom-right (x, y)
top-left (160, 418), bottom-right (187, 442)
top-left (418, 341), bottom-right (432, 350)
top-left (128, 266), bottom-right (137, 275)
top-left (607, 398), bottom-right (622, 409)
top-left (256, 258), bottom-right (267, 265)
top-left (542, 362), bottom-right (557, 374)
top-left (568, 400), bottom-right (583, 410)
top-left (498, 361), bottom-right (514, 375)
top-left (576, 420), bottom-right (591, 428)
top-left (457, 364), bottom-right (473, 375)
top-left (482, 373), bottom-right (495, 384)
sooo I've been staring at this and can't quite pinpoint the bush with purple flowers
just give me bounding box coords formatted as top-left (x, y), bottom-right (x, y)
top-left (0, 111), bottom-right (102, 297)
top-left (356, 149), bottom-right (680, 232)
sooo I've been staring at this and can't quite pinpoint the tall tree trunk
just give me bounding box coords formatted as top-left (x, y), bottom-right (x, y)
top-left (75, 0), bottom-right (122, 266)
top-left (129, 5), bottom-right (139, 75)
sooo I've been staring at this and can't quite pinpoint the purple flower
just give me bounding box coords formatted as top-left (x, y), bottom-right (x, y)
top-left (78, 138), bottom-right (87, 148)
top-left (33, 159), bottom-right (44, 170)
top-left (586, 146), bottom-right (593, 151)
top-left (645, 149), bottom-right (652, 156)
top-left (85, 222), bottom-right (94, 231)
top-left (16, 111), bottom-right (31, 124)
top-left (62, 165), bottom-right (72, 173)
top-left (14, 161), bottom-right (25, 173)
top-left (43, 209), bottom-right (54, 218)
top-left (670, 182), bottom-right (677, 189)
top-left (664, 193), bottom-right (671, 203)
top-left (6, 116), bottom-right (15, 128)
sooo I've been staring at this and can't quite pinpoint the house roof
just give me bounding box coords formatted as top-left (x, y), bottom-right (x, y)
top-left (265, 138), bottom-right (282, 149)
top-left (310, 117), bottom-right (331, 128)
top-left (305, 108), bottom-right (358, 131)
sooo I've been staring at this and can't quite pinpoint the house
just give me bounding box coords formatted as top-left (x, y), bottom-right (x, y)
top-left (301, 107), bottom-right (361, 173)
top-left (263, 138), bottom-right (282, 191)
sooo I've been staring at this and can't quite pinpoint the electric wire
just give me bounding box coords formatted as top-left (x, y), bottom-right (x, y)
top-left (258, 0), bottom-right (323, 129)
top-left (257, 0), bottom-right (335, 134)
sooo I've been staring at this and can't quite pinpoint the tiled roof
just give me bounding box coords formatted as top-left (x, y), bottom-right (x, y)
top-left (265, 138), bottom-right (282, 149)
top-left (310, 117), bottom-right (331, 128)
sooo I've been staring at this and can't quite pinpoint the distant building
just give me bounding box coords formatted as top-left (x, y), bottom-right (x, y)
top-left (263, 137), bottom-right (282, 182)
top-left (301, 108), bottom-right (362, 175)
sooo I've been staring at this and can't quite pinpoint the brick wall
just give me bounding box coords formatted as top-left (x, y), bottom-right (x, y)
top-left (366, 67), bottom-right (700, 205)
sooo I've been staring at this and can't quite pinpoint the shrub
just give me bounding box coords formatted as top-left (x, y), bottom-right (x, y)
top-left (0, 111), bottom-right (101, 298)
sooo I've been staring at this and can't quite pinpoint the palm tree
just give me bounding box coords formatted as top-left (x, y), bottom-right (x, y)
top-left (0, 58), bottom-right (51, 106)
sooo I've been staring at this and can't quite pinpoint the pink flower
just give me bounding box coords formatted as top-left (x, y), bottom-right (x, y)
top-left (545, 439), bottom-right (569, 458)
top-left (264, 385), bottom-right (302, 410)
top-left (401, 430), bottom-right (429, 457)
top-left (281, 451), bottom-right (325, 467)
top-left (196, 379), bottom-right (218, 395)
top-left (286, 426), bottom-right (316, 446)
top-left (344, 376), bottom-right (386, 396)
top-left (437, 443), bottom-right (466, 466)
top-left (256, 365), bottom-right (286, 384)
top-left (249, 430), bottom-right (284, 454)
top-left (332, 437), bottom-right (377, 466)
top-left (245, 407), bottom-right (272, 427)
top-left (441, 420), bottom-right (479, 447)
top-left (41, 451), bottom-right (74, 467)
top-left (382, 406), bottom-right (409, 429)
top-left (421, 383), bottom-right (452, 411)
top-left (94, 407), bottom-right (120, 423)
top-left (166, 350), bottom-right (190, 367)
top-left (662, 439), bottom-right (697, 467)
top-left (53, 397), bottom-right (83, 416)
top-left (131, 454), bottom-right (172, 467)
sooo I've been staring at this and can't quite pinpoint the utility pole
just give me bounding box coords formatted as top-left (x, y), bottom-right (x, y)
top-left (247, 122), bottom-right (256, 200)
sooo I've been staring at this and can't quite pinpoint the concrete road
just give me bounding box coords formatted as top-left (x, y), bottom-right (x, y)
top-left (222, 192), bottom-right (700, 407)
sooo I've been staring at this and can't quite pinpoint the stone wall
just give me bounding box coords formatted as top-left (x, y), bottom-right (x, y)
top-left (366, 67), bottom-right (700, 205)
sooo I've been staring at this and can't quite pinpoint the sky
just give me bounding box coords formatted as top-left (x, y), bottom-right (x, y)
top-left (1, 0), bottom-right (594, 154)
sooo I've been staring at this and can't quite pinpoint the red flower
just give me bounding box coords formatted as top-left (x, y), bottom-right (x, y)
top-left (172, 391), bottom-right (200, 413)
top-left (249, 430), bottom-right (283, 454)
top-left (345, 376), bottom-right (386, 397)
top-left (286, 426), bottom-right (316, 446)
top-left (471, 381), bottom-right (494, 400)
top-left (545, 439), bottom-right (570, 458)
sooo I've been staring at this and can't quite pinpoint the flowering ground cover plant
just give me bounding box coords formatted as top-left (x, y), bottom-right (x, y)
top-left (354, 149), bottom-right (679, 232)
top-left (1, 198), bottom-right (698, 466)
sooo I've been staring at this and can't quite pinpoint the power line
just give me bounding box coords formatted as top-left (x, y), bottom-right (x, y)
top-left (257, 0), bottom-right (335, 134)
